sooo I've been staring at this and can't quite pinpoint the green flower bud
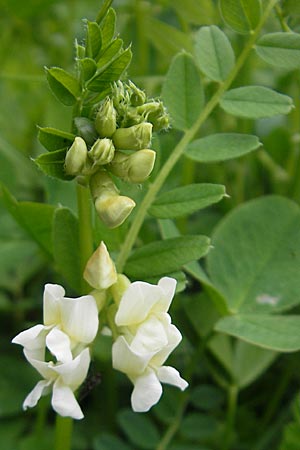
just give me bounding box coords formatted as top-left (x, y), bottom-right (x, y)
top-left (137, 101), bottom-right (170, 132)
top-left (89, 138), bottom-right (115, 166)
top-left (74, 117), bottom-right (98, 146)
top-left (112, 122), bottom-right (152, 151)
top-left (95, 193), bottom-right (136, 229)
top-left (95, 98), bottom-right (117, 138)
top-left (127, 80), bottom-right (147, 106)
top-left (84, 241), bottom-right (117, 290)
top-left (90, 170), bottom-right (119, 199)
top-left (64, 136), bottom-right (88, 176)
top-left (110, 274), bottom-right (131, 306)
top-left (109, 149), bottom-right (156, 183)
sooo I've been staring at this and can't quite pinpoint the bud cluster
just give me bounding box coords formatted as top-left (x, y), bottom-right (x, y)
top-left (64, 80), bottom-right (169, 228)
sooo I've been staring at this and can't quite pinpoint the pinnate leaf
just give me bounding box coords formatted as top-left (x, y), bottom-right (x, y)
top-left (219, 0), bottom-right (262, 34)
top-left (38, 127), bottom-right (75, 152)
top-left (46, 67), bottom-right (81, 106)
top-left (34, 148), bottom-right (71, 181)
top-left (256, 32), bottom-right (300, 70)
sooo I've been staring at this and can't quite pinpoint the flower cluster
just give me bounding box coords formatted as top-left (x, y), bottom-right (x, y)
top-left (13, 243), bottom-right (187, 419)
top-left (64, 81), bottom-right (169, 228)
top-left (12, 284), bottom-right (99, 420)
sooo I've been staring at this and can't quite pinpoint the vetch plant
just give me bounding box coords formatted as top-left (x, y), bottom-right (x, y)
top-left (3, 0), bottom-right (300, 449)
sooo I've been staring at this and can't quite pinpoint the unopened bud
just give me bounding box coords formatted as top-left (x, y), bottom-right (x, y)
top-left (109, 149), bottom-right (156, 183)
top-left (95, 98), bottom-right (117, 138)
top-left (127, 80), bottom-right (147, 106)
top-left (90, 170), bottom-right (119, 199)
top-left (110, 274), bottom-right (131, 306)
top-left (112, 122), bottom-right (152, 151)
top-left (64, 137), bottom-right (87, 176)
top-left (89, 138), bottom-right (115, 166)
top-left (84, 241), bottom-right (117, 290)
top-left (89, 289), bottom-right (107, 311)
top-left (74, 117), bottom-right (98, 146)
top-left (137, 101), bottom-right (170, 132)
top-left (95, 193), bottom-right (136, 229)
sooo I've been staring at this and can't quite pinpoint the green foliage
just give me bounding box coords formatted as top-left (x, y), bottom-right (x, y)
top-left (38, 127), bottom-right (75, 152)
top-left (34, 148), bottom-right (71, 180)
top-left (256, 32), bottom-right (300, 69)
top-left (162, 52), bottom-right (204, 131)
top-left (219, 0), bottom-right (262, 34)
top-left (46, 67), bottom-right (82, 106)
top-left (117, 409), bottom-right (160, 449)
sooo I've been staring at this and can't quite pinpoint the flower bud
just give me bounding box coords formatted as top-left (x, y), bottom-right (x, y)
top-left (112, 123), bottom-right (152, 151)
top-left (74, 117), bottom-right (98, 146)
top-left (127, 80), bottom-right (147, 106)
top-left (89, 289), bottom-right (107, 311)
top-left (95, 98), bottom-right (117, 138)
top-left (137, 101), bottom-right (170, 132)
top-left (109, 149), bottom-right (156, 183)
top-left (95, 194), bottom-right (136, 229)
top-left (110, 274), bottom-right (131, 306)
top-left (89, 138), bottom-right (115, 166)
top-left (84, 241), bottom-right (117, 290)
top-left (65, 137), bottom-right (88, 176)
top-left (90, 170), bottom-right (119, 199)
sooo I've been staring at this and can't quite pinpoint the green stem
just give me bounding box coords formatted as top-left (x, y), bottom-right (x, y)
top-left (223, 384), bottom-right (239, 450)
top-left (116, 0), bottom-right (278, 272)
top-left (156, 394), bottom-right (189, 450)
top-left (55, 416), bottom-right (73, 450)
top-left (76, 182), bottom-right (94, 294)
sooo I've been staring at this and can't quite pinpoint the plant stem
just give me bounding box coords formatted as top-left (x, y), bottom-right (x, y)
top-left (116, 0), bottom-right (278, 272)
top-left (76, 182), bottom-right (94, 294)
top-left (156, 394), bottom-right (189, 450)
top-left (223, 384), bottom-right (239, 450)
top-left (55, 416), bottom-right (73, 450)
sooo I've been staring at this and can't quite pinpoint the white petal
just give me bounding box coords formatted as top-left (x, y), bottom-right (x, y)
top-left (43, 284), bottom-right (65, 326)
top-left (52, 378), bottom-right (84, 420)
top-left (150, 322), bottom-right (182, 368)
top-left (60, 295), bottom-right (99, 344)
top-left (112, 336), bottom-right (153, 376)
top-left (24, 351), bottom-right (57, 380)
top-left (23, 379), bottom-right (52, 410)
top-left (115, 281), bottom-right (161, 326)
top-left (131, 369), bottom-right (162, 412)
top-left (157, 366), bottom-right (188, 391)
top-left (130, 315), bottom-right (168, 354)
top-left (83, 241), bottom-right (117, 290)
top-left (52, 348), bottom-right (90, 390)
top-left (46, 328), bottom-right (72, 363)
top-left (12, 325), bottom-right (49, 361)
top-left (156, 277), bottom-right (177, 312)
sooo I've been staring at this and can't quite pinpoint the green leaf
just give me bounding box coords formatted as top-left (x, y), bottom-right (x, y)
top-left (194, 25), bottom-right (235, 82)
top-left (185, 133), bottom-right (261, 162)
top-left (2, 186), bottom-right (55, 256)
top-left (256, 32), bottom-right (300, 70)
top-left (282, 0), bottom-right (300, 16)
top-left (52, 207), bottom-right (81, 292)
top-left (280, 422), bottom-right (300, 450)
top-left (34, 148), bottom-right (71, 181)
top-left (96, 0), bottom-right (113, 24)
top-left (219, 0), bottom-right (262, 34)
top-left (215, 314), bottom-right (300, 352)
top-left (86, 21), bottom-right (102, 59)
top-left (93, 433), bottom-right (132, 450)
top-left (180, 413), bottom-right (219, 440)
top-left (149, 183), bottom-right (226, 219)
top-left (162, 52), bottom-right (204, 131)
top-left (100, 8), bottom-right (116, 50)
top-left (87, 47), bottom-right (132, 93)
top-left (79, 58), bottom-right (97, 82)
top-left (207, 196), bottom-right (300, 313)
top-left (117, 409), bottom-right (160, 450)
top-left (46, 67), bottom-right (81, 106)
top-left (172, 0), bottom-right (217, 25)
top-left (220, 86), bottom-right (293, 118)
top-left (97, 38), bottom-right (123, 69)
top-left (125, 235), bottom-right (210, 279)
top-left (190, 385), bottom-right (225, 411)
top-left (38, 127), bottom-right (75, 152)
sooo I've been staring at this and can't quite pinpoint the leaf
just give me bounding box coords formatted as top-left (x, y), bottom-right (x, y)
top-left (100, 8), bottom-right (116, 50)
top-left (85, 21), bottom-right (102, 59)
top-left (219, 0), bottom-right (262, 34)
top-left (172, 0), bottom-right (217, 26)
top-left (149, 183), bottom-right (226, 219)
top-left (180, 413), bottom-right (219, 440)
top-left (46, 67), bottom-right (81, 106)
top-left (34, 148), bottom-right (71, 181)
top-left (125, 235), bottom-right (210, 279)
top-left (2, 186), bottom-right (55, 256)
top-left (256, 32), bottom-right (300, 70)
top-left (280, 422), bottom-right (300, 450)
top-left (215, 314), bottom-right (300, 352)
top-left (190, 385), bottom-right (225, 411)
top-left (93, 433), bottom-right (132, 450)
top-left (194, 26), bottom-right (235, 82)
top-left (207, 196), bottom-right (300, 313)
top-left (117, 409), bottom-right (160, 450)
top-left (97, 38), bottom-right (123, 69)
top-left (162, 52), bottom-right (204, 131)
top-left (52, 207), bottom-right (81, 291)
top-left (185, 133), bottom-right (261, 162)
top-left (79, 58), bottom-right (97, 82)
top-left (220, 86), bottom-right (293, 119)
top-left (38, 127), bottom-right (75, 152)
top-left (96, 0), bottom-right (113, 24)
top-left (87, 47), bottom-right (132, 92)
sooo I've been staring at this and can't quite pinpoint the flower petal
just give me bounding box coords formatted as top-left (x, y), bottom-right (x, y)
top-left (150, 322), bottom-right (182, 368)
top-left (24, 350), bottom-right (57, 380)
top-left (112, 336), bottom-right (154, 376)
top-left (12, 324), bottom-right (48, 360)
top-left (115, 281), bottom-right (162, 326)
top-left (46, 328), bottom-right (72, 363)
top-left (52, 378), bottom-right (84, 420)
top-left (23, 379), bottom-right (52, 410)
top-left (157, 366), bottom-right (188, 391)
top-left (43, 284), bottom-right (65, 326)
top-left (52, 348), bottom-right (90, 390)
top-left (156, 277), bottom-right (177, 312)
top-left (130, 315), bottom-right (168, 354)
top-left (60, 295), bottom-right (99, 344)
top-left (131, 369), bottom-right (162, 412)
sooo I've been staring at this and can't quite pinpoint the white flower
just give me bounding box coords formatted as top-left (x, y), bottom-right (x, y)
top-left (12, 284), bottom-right (99, 419)
top-left (112, 277), bottom-right (188, 412)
